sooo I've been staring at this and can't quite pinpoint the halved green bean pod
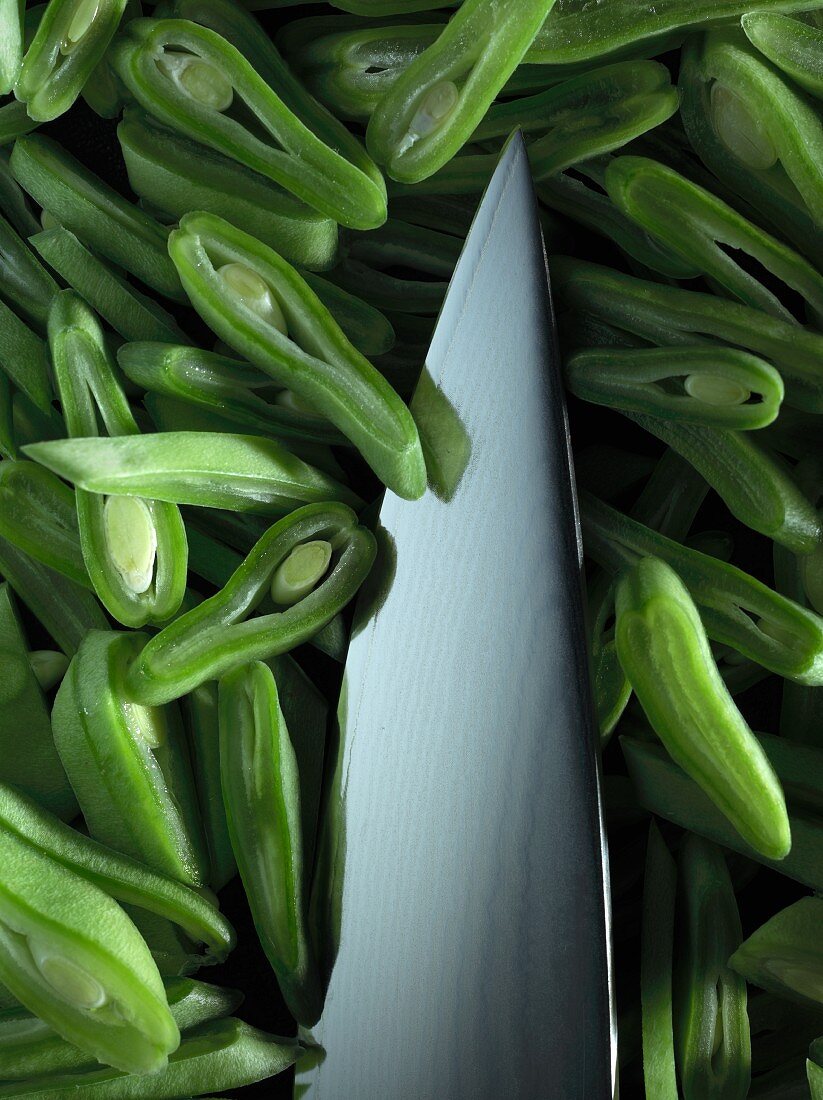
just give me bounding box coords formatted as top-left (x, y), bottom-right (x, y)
top-left (730, 897), bottom-right (823, 1007)
top-left (0, 2), bottom-right (23, 95)
top-left (10, 135), bottom-right (184, 302)
top-left (49, 292), bottom-right (189, 627)
top-left (0, 461), bottom-right (88, 587)
top-left (111, 18), bottom-right (386, 230)
top-left (605, 155), bottom-right (823, 323)
top-left (552, 257), bottom-right (823, 411)
top-left (581, 491), bottom-right (823, 684)
top-left (324, 256), bottom-right (446, 316)
top-left (742, 13), bottom-right (823, 100)
top-left (300, 270), bottom-right (395, 356)
top-left (0, 535), bottom-right (107, 655)
top-left (0, 976), bottom-right (240, 1080)
top-left (126, 502), bottom-right (375, 705)
top-left (675, 833), bottom-right (750, 1100)
top-left (566, 346), bottom-right (783, 430)
top-left (0, 299), bottom-right (52, 412)
top-left (167, 212), bottom-right (426, 499)
top-left (366, 0), bottom-right (557, 183)
top-left (0, 1018), bottom-right (298, 1097)
top-left (0, 101), bottom-right (35, 146)
top-left (15, 0), bottom-right (129, 121)
top-left (219, 661), bottom-right (321, 1025)
top-left (26, 431), bottom-right (361, 514)
top-left (528, 0), bottom-right (817, 65)
top-left (640, 823), bottom-right (678, 1099)
top-left (0, 780), bottom-right (233, 960)
top-left (118, 342), bottom-right (347, 447)
top-left (345, 216), bottom-right (460, 279)
top-left (615, 557), bottom-right (790, 858)
top-left (117, 109), bottom-right (338, 272)
top-left (627, 412), bottom-right (820, 553)
top-left (53, 628), bottom-right (209, 886)
top-left (0, 583), bottom-right (76, 819)
top-left (31, 226), bottom-right (188, 345)
top-left (182, 683), bottom-right (235, 892)
top-left (0, 212), bottom-right (57, 329)
top-left (79, 0), bottom-right (141, 118)
top-left (680, 31), bottom-right (823, 253)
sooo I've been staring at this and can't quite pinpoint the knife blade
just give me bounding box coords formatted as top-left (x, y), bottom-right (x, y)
top-left (298, 132), bottom-right (615, 1100)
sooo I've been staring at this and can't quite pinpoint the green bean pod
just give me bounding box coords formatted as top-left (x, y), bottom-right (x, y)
top-left (0, 148), bottom-right (38, 237)
top-left (48, 292), bottom-right (189, 627)
top-left (167, 212), bottom-right (426, 499)
top-left (680, 31), bottom-right (823, 254)
top-left (566, 346), bottom-right (783, 430)
top-left (366, 0), bottom-right (557, 183)
top-left (730, 897), bottom-right (823, 1007)
top-left (0, 298), bottom-right (52, 412)
top-left (219, 661), bottom-right (321, 1025)
top-left (29, 647), bottom-right (70, 691)
top-left (53, 629), bottom-right (209, 886)
top-left (117, 109), bottom-right (338, 272)
top-left (0, 212), bottom-right (58, 329)
top-left (126, 502), bottom-right (375, 705)
top-left (300, 270), bottom-right (395, 356)
top-left (118, 342), bottom-right (346, 447)
top-left (615, 557), bottom-right (790, 858)
top-left (15, 0), bottom-right (129, 121)
top-left (552, 256), bottom-right (823, 411)
top-left (0, 101), bottom-right (35, 146)
top-left (182, 683), bottom-right (235, 892)
top-left (581, 492), bottom-right (823, 685)
top-left (640, 823), bottom-right (678, 1099)
top-left (605, 155), bottom-right (823, 323)
top-left (0, 826), bottom-right (179, 1075)
top-left (0, 583), bottom-right (76, 819)
top-left (26, 430), bottom-right (361, 514)
top-left (810, 1040), bottom-right (823, 1097)
top-left (742, 13), bottom-right (823, 100)
top-left (675, 833), bottom-right (750, 1100)
top-left (10, 134), bottom-right (184, 302)
top-left (0, 1018), bottom-right (298, 1097)
top-left (748, 993), bottom-right (823, 1080)
top-left (0, 2), bottom-right (23, 95)
top-left (324, 256), bottom-right (446, 316)
top-left (31, 226), bottom-right (188, 345)
top-left (0, 461), bottom-right (88, 587)
top-left (111, 18), bottom-right (386, 230)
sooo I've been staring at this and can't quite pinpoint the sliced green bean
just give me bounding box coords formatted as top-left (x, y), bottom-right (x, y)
top-left (0, 1), bottom-right (23, 95)
top-left (0, 212), bottom-right (58, 329)
top-left (117, 108), bottom-right (338, 272)
top-left (111, 17), bottom-right (386, 230)
top-left (15, 0), bottom-right (128, 121)
top-left (0, 149), bottom-right (38, 237)
top-left (742, 12), bottom-right (823, 100)
top-left (552, 256), bottom-right (823, 411)
top-left (323, 256), bottom-right (445, 316)
top-left (810, 1040), bottom-right (823, 1097)
top-left (0, 299), bottom-right (53, 412)
top-left (31, 226), bottom-right (188, 345)
top-left (11, 391), bottom-right (65, 453)
top-left (126, 502), bottom-right (375, 705)
top-left (300, 270), bottom-right (395, 356)
top-left (730, 897), bottom-right (823, 1007)
top-left (53, 629), bottom-right (209, 886)
top-left (616, 557), bottom-right (790, 858)
top-left (49, 292), bottom-right (189, 627)
top-left (167, 212), bottom-right (426, 499)
top-left (566, 346), bottom-right (783, 430)
top-left (366, 0), bottom-right (557, 182)
top-left (749, 993), bottom-right (823, 1080)
top-left (10, 134), bottom-right (185, 301)
top-left (0, 1018), bottom-right (298, 1097)
top-left (581, 491), bottom-right (823, 684)
top-left (219, 661), bottom-right (321, 1025)
top-left (0, 101), bottom-right (35, 146)
top-left (29, 648), bottom-right (70, 692)
top-left (640, 823), bottom-right (677, 1099)
top-left (675, 833), bottom-right (750, 1100)
top-left (183, 683), bottom-right (235, 892)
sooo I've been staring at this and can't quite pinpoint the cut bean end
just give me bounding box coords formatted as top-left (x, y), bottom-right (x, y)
top-left (397, 81), bottom-right (460, 156)
top-left (60, 0), bottom-right (100, 53)
top-left (271, 540), bottom-right (332, 606)
top-left (156, 52), bottom-right (234, 112)
top-left (710, 83), bottom-right (778, 170)
top-left (103, 495), bottom-right (157, 596)
top-left (30, 942), bottom-right (108, 1009)
top-left (218, 263), bottom-right (288, 335)
top-left (684, 374), bottom-right (750, 406)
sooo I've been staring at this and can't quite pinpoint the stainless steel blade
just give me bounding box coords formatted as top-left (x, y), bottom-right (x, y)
top-left (298, 132), bottom-right (615, 1100)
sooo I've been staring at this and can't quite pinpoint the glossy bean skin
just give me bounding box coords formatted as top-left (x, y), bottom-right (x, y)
top-left (742, 12), bottom-right (823, 99)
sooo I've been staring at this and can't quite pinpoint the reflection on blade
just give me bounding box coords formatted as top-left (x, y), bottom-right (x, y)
top-left (299, 133), bottom-right (615, 1100)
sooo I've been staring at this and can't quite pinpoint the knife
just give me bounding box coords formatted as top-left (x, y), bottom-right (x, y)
top-left (297, 132), bottom-right (616, 1100)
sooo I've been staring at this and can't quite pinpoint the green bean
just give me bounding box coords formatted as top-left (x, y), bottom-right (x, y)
top-left (742, 13), bottom-right (823, 100)
top-left (0, 2), bottom-right (23, 96)
top-left (167, 212), bottom-right (426, 499)
top-left (111, 18), bottom-right (386, 231)
top-left (0, 149), bottom-right (38, 237)
top-left (749, 993), bottom-right (823, 1080)
top-left (219, 661), bottom-right (320, 1024)
top-left (0, 212), bottom-right (58, 329)
top-left (126, 502), bottom-right (374, 705)
top-left (15, 0), bottom-right (129, 121)
top-left (640, 823), bottom-right (677, 1099)
top-left (30, 226), bottom-right (189, 345)
top-left (606, 155), bottom-right (823, 323)
top-left (182, 683), bottom-right (235, 892)
top-left (10, 134), bottom-right (185, 302)
top-left (117, 109), bottom-right (338, 272)
top-left (566, 346), bottom-right (783, 430)
top-left (366, 0), bottom-right (557, 183)
top-left (387, 193), bottom-right (475, 238)
top-left (26, 430), bottom-right (361, 515)
top-left (581, 492), bottom-right (823, 684)
top-left (675, 833), bottom-right (750, 1100)
top-left (49, 291), bottom-right (189, 627)
top-left (616, 557), bottom-right (790, 858)
top-left (29, 648), bottom-right (70, 692)
top-left (552, 256), bottom-right (823, 411)
top-left (730, 897), bottom-right (823, 1006)
top-left (53, 629), bottom-right (209, 886)
top-left (0, 1018), bottom-right (298, 1097)
top-left (810, 1041), bottom-right (823, 1097)
top-left (0, 299), bottom-right (53, 412)
top-left (300, 269), bottom-right (395, 356)
top-left (324, 257), bottom-right (446, 316)
top-left (11, 391), bottom-right (65, 453)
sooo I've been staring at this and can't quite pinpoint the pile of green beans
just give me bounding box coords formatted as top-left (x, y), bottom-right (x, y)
top-left (0, 0), bottom-right (822, 1094)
